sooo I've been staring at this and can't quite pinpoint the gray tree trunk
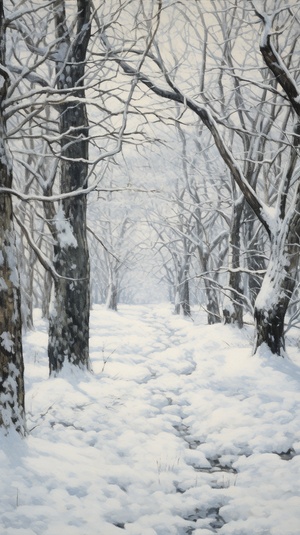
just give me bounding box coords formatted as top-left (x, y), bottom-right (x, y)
top-left (254, 235), bottom-right (296, 356)
top-left (243, 204), bottom-right (265, 305)
top-left (199, 247), bottom-right (221, 325)
top-left (181, 269), bottom-right (191, 317)
top-left (0, 0), bottom-right (25, 434)
top-left (48, 0), bottom-right (91, 374)
top-left (106, 272), bottom-right (119, 312)
top-left (204, 280), bottom-right (221, 324)
top-left (174, 261), bottom-right (191, 316)
top-left (42, 267), bottom-right (52, 320)
top-left (253, 16), bottom-right (300, 355)
top-left (223, 196), bottom-right (244, 328)
top-left (254, 139), bottom-right (300, 356)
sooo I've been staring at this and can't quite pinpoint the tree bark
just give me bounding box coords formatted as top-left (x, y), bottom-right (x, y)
top-left (205, 285), bottom-right (221, 324)
top-left (243, 204), bottom-right (265, 305)
top-left (173, 259), bottom-right (191, 316)
top-left (181, 275), bottom-right (191, 317)
top-left (106, 272), bottom-right (119, 311)
top-left (253, 11), bottom-right (300, 355)
top-left (196, 229), bottom-right (222, 325)
top-left (223, 197), bottom-right (244, 328)
top-left (254, 191), bottom-right (300, 356)
top-left (48, 0), bottom-right (91, 374)
top-left (0, 0), bottom-right (25, 434)
top-left (42, 271), bottom-right (52, 320)
top-left (254, 304), bottom-right (286, 355)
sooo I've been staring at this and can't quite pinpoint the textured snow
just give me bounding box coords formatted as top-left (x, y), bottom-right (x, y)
top-left (0, 331), bottom-right (14, 353)
top-left (54, 204), bottom-right (77, 248)
top-left (1, 304), bottom-right (300, 534)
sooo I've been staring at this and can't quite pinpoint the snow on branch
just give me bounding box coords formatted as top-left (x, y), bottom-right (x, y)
top-left (100, 32), bottom-right (272, 239)
top-left (256, 9), bottom-right (300, 117)
top-left (5, 1), bottom-right (56, 25)
top-left (0, 184), bottom-right (157, 204)
top-left (87, 225), bottom-right (121, 263)
top-left (14, 212), bottom-right (64, 282)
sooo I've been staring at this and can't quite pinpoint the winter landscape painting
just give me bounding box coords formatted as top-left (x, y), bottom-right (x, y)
top-left (1, 1), bottom-right (300, 534)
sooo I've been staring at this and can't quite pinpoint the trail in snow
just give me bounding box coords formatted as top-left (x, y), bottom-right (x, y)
top-left (0, 304), bottom-right (300, 535)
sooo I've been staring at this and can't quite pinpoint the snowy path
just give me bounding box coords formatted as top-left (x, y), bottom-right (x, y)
top-left (1, 304), bottom-right (300, 535)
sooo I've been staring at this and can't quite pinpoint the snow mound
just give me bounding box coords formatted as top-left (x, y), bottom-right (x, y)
top-left (1, 304), bottom-right (299, 534)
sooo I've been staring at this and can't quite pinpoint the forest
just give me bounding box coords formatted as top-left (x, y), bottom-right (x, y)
top-left (0, 0), bottom-right (300, 438)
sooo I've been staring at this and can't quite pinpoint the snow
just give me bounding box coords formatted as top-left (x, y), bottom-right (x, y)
top-left (259, 204), bottom-right (278, 237)
top-left (54, 204), bottom-right (77, 248)
top-left (0, 332), bottom-right (14, 353)
top-left (1, 304), bottom-right (300, 534)
top-left (0, 277), bottom-right (8, 290)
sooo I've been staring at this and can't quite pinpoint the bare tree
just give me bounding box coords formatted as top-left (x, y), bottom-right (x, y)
top-left (101, 0), bottom-right (300, 355)
top-left (4, 0), bottom-right (137, 374)
top-left (252, 5), bottom-right (300, 354)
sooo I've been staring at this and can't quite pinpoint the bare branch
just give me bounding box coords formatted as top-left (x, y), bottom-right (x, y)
top-left (257, 9), bottom-right (300, 117)
top-left (100, 32), bottom-right (272, 238)
top-left (87, 225), bottom-right (121, 263)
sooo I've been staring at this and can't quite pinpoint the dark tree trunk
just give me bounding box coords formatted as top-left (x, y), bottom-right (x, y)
top-left (254, 304), bottom-right (286, 355)
top-left (42, 268), bottom-right (52, 320)
top-left (0, 193), bottom-right (25, 434)
top-left (204, 281), bottom-right (221, 324)
top-left (253, 14), bottom-right (300, 355)
top-left (18, 238), bottom-right (35, 331)
top-left (254, 205), bottom-right (300, 356)
top-left (48, 0), bottom-right (91, 374)
top-left (223, 197), bottom-right (244, 328)
top-left (247, 250), bottom-right (265, 305)
top-left (254, 268), bottom-right (290, 357)
top-left (243, 204), bottom-right (265, 305)
top-left (0, 0), bottom-right (25, 434)
top-left (254, 119), bottom-right (300, 357)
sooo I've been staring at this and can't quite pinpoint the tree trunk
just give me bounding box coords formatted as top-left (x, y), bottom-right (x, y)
top-left (244, 204), bottom-right (265, 305)
top-left (173, 262), bottom-right (191, 316)
top-left (106, 273), bottom-right (118, 311)
top-left (223, 197), bottom-right (244, 327)
top-left (0, 0), bottom-right (25, 434)
top-left (254, 111), bottom-right (300, 356)
top-left (200, 249), bottom-right (221, 324)
top-left (204, 281), bottom-right (221, 324)
top-left (42, 268), bottom-right (52, 320)
top-left (48, 0), bottom-right (91, 374)
top-left (181, 276), bottom-right (191, 317)
top-left (254, 304), bottom-right (286, 356)
top-left (48, 175), bottom-right (91, 373)
top-left (0, 193), bottom-right (25, 434)
top-left (49, 252), bottom-right (90, 372)
top-left (18, 237), bottom-right (35, 331)
top-left (254, 264), bottom-right (288, 356)
top-left (247, 249), bottom-right (265, 305)
top-left (254, 212), bottom-right (300, 356)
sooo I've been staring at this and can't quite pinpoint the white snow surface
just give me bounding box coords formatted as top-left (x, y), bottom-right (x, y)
top-left (54, 203), bottom-right (77, 248)
top-left (1, 304), bottom-right (300, 535)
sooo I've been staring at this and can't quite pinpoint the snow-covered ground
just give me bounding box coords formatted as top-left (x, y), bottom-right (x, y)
top-left (1, 304), bottom-right (300, 535)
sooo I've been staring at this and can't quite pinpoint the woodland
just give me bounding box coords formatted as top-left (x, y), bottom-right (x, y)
top-left (0, 0), bottom-right (300, 436)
